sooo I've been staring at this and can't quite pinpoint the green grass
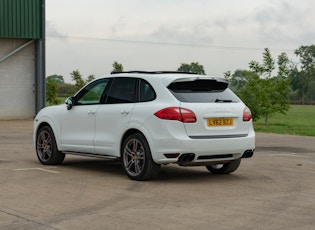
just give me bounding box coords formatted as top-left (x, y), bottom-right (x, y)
top-left (254, 105), bottom-right (315, 136)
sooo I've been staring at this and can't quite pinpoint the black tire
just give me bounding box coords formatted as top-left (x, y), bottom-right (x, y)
top-left (121, 133), bottom-right (160, 181)
top-left (206, 158), bottom-right (241, 174)
top-left (36, 126), bottom-right (65, 165)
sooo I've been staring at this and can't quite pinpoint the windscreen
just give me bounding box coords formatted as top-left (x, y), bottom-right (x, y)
top-left (168, 79), bottom-right (240, 103)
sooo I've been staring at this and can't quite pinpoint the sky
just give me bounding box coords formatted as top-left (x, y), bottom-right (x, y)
top-left (45, 0), bottom-right (315, 82)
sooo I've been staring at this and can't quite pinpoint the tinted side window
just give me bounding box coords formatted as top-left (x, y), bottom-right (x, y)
top-left (106, 78), bottom-right (137, 104)
top-left (139, 79), bottom-right (156, 102)
top-left (76, 79), bottom-right (109, 105)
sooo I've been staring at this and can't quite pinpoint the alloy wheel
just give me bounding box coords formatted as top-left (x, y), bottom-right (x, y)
top-left (123, 138), bottom-right (145, 177)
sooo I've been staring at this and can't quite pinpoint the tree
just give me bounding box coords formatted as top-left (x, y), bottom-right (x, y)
top-left (224, 69), bottom-right (255, 93)
top-left (47, 74), bottom-right (64, 84)
top-left (70, 70), bottom-right (95, 90)
top-left (249, 48), bottom-right (275, 79)
top-left (177, 62), bottom-right (206, 75)
top-left (57, 83), bottom-right (77, 98)
top-left (46, 77), bottom-right (61, 105)
top-left (237, 73), bottom-right (261, 121)
top-left (112, 61), bottom-right (124, 72)
top-left (235, 49), bottom-right (290, 125)
top-left (274, 52), bottom-right (291, 113)
top-left (225, 48), bottom-right (291, 125)
top-left (290, 45), bottom-right (315, 104)
top-left (277, 53), bottom-right (291, 79)
top-left (71, 70), bottom-right (85, 89)
top-left (86, 74), bottom-right (95, 83)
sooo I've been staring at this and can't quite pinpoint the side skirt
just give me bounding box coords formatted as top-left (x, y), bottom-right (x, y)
top-left (63, 151), bottom-right (120, 160)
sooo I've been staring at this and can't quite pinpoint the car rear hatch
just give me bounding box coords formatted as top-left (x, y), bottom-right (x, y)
top-left (168, 77), bottom-right (251, 138)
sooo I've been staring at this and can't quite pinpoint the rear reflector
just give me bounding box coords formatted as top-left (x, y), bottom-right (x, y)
top-left (154, 107), bottom-right (197, 123)
top-left (164, 153), bottom-right (180, 158)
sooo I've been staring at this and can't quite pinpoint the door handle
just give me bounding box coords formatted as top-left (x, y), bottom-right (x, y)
top-left (88, 111), bottom-right (95, 115)
top-left (121, 110), bottom-right (130, 115)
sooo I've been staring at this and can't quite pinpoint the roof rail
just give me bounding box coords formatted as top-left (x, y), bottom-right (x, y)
top-left (110, 71), bottom-right (198, 75)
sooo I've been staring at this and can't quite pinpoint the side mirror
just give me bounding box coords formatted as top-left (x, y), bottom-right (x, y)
top-left (65, 97), bottom-right (74, 110)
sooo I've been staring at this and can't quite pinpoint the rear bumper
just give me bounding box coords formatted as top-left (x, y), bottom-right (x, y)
top-left (150, 129), bottom-right (255, 165)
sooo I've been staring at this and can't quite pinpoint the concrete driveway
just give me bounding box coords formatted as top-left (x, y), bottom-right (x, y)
top-left (0, 120), bottom-right (314, 230)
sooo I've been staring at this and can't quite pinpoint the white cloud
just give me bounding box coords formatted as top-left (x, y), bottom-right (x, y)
top-left (45, 0), bottom-right (314, 82)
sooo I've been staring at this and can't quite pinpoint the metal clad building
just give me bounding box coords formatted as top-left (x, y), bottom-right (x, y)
top-left (0, 0), bottom-right (45, 119)
top-left (0, 0), bottom-right (41, 38)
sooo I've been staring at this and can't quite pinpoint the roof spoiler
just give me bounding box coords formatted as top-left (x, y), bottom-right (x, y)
top-left (111, 71), bottom-right (198, 75)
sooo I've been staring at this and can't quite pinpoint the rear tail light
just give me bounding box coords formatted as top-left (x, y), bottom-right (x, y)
top-left (154, 107), bottom-right (196, 123)
top-left (243, 107), bottom-right (252, 122)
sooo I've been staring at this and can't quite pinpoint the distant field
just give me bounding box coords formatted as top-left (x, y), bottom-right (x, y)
top-left (254, 105), bottom-right (315, 136)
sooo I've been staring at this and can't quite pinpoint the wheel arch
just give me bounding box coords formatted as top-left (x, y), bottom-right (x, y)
top-left (36, 122), bottom-right (50, 133)
top-left (120, 128), bottom-right (160, 180)
top-left (35, 120), bottom-right (61, 151)
top-left (119, 125), bottom-right (158, 161)
top-left (120, 128), bottom-right (155, 155)
top-left (120, 129), bottom-right (142, 155)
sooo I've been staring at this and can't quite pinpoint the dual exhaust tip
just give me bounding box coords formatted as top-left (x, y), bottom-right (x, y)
top-left (242, 149), bottom-right (254, 158)
top-left (171, 149), bottom-right (254, 166)
top-left (178, 153), bottom-right (196, 165)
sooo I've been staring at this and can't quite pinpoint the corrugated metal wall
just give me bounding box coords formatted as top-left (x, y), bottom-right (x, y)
top-left (0, 0), bottom-right (42, 39)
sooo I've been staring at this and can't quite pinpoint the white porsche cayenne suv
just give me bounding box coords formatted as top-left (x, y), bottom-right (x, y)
top-left (34, 71), bottom-right (255, 180)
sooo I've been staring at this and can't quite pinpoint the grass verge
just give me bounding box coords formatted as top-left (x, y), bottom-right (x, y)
top-left (254, 105), bottom-right (315, 136)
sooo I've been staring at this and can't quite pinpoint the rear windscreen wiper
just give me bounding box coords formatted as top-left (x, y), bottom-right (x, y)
top-left (215, 99), bottom-right (233, 103)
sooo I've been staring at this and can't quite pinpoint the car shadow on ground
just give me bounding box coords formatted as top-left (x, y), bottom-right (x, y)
top-left (60, 156), bottom-right (247, 182)
top-left (156, 165), bottom-right (248, 183)
top-left (61, 157), bottom-right (125, 176)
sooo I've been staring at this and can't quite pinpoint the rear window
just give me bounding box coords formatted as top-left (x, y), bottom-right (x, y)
top-left (168, 80), bottom-right (240, 103)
